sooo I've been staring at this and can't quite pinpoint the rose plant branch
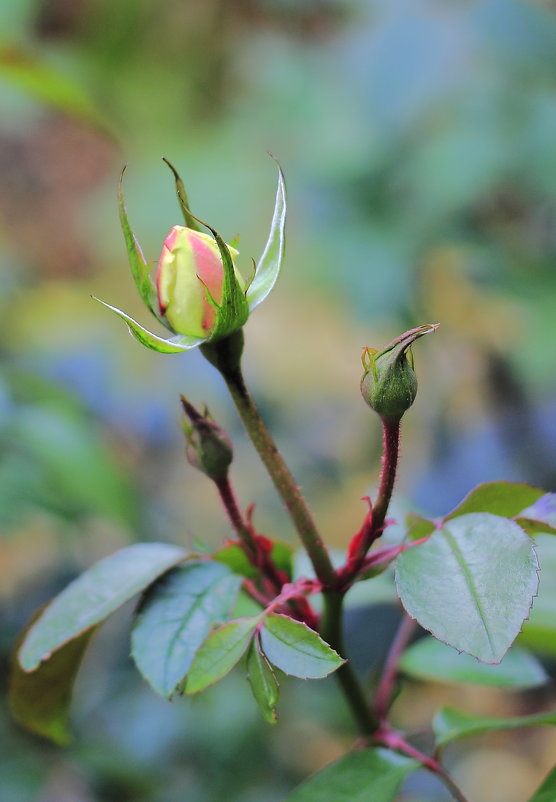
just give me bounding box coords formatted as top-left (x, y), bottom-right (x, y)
top-left (203, 335), bottom-right (337, 589)
top-left (12, 160), bottom-right (555, 802)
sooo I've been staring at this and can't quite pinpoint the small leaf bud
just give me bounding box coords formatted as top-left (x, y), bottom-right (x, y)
top-left (360, 324), bottom-right (438, 421)
top-left (180, 396), bottom-right (233, 481)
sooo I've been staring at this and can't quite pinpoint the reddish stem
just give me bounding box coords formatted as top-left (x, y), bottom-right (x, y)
top-left (373, 416), bottom-right (401, 533)
top-left (215, 475), bottom-right (319, 628)
top-left (374, 612), bottom-right (416, 721)
top-left (375, 726), bottom-right (471, 802)
top-left (341, 416), bottom-right (401, 585)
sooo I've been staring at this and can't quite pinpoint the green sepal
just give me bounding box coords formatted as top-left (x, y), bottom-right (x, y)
top-left (246, 164), bottom-right (286, 310)
top-left (202, 220), bottom-right (250, 342)
top-left (94, 298), bottom-right (206, 353)
top-left (118, 167), bottom-right (169, 329)
top-left (162, 157), bottom-right (203, 232)
top-left (361, 324), bottom-right (438, 420)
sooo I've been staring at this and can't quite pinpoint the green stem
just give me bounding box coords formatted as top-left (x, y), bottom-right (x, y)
top-left (205, 336), bottom-right (336, 587)
top-left (321, 591), bottom-right (379, 736)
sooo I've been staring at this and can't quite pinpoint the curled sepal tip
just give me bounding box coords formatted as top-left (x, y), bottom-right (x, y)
top-left (246, 163), bottom-right (286, 311)
top-left (162, 157), bottom-right (202, 233)
top-left (361, 324), bottom-right (439, 420)
top-left (93, 298), bottom-right (206, 353)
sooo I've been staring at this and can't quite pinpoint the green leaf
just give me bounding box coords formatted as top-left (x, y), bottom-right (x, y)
top-left (10, 611), bottom-right (95, 744)
top-left (117, 169), bottom-right (165, 324)
top-left (446, 482), bottom-right (544, 521)
top-left (285, 748), bottom-right (418, 802)
top-left (246, 165), bottom-right (286, 310)
top-left (400, 636), bottom-right (547, 689)
top-left (131, 561), bottom-right (243, 698)
top-left (433, 705), bottom-right (556, 748)
top-left (519, 535), bottom-right (556, 656)
top-left (405, 513), bottom-right (436, 541)
top-left (214, 539), bottom-right (293, 580)
top-left (19, 543), bottom-right (187, 672)
top-left (517, 494), bottom-right (556, 536)
top-left (396, 513), bottom-right (539, 663)
top-left (246, 635), bottom-right (279, 724)
top-left (259, 613), bottom-right (344, 679)
top-left (94, 298), bottom-right (206, 353)
top-left (184, 616), bottom-right (260, 694)
top-left (528, 764), bottom-right (556, 802)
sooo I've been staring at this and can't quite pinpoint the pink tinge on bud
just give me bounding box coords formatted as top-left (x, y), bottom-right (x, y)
top-left (155, 226), bottom-right (240, 338)
top-left (189, 231), bottom-right (224, 332)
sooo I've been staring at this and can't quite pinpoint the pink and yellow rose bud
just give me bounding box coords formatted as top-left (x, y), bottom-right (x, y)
top-left (156, 226), bottom-right (243, 339)
top-left (96, 160), bottom-right (285, 355)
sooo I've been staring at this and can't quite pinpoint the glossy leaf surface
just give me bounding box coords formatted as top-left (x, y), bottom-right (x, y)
top-left (445, 482), bottom-right (543, 521)
top-left (131, 561), bottom-right (242, 698)
top-left (433, 705), bottom-right (556, 747)
top-left (10, 618), bottom-right (94, 744)
top-left (19, 543), bottom-right (187, 671)
top-left (519, 535), bottom-right (556, 656)
top-left (285, 748), bottom-right (418, 802)
top-left (400, 637), bottom-right (547, 688)
top-left (185, 616), bottom-right (260, 694)
top-left (396, 513), bottom-right (538, 663)
top-left (259, 614), bottom-right (344, 679)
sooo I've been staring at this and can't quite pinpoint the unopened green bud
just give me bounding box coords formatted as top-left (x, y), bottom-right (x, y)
top-left (180, 396), bottom-right (233, 481)
top-left (360, 324), bottom-right (438, 420)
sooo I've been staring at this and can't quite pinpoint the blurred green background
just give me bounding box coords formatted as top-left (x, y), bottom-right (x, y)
top-left (2, 0), bottom-right (556, 800)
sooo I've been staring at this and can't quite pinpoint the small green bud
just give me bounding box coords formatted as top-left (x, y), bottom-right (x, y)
top-left (180, 396), bottom-right (233, 481)
top-left (360, 324), bottom-right (438, 420)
